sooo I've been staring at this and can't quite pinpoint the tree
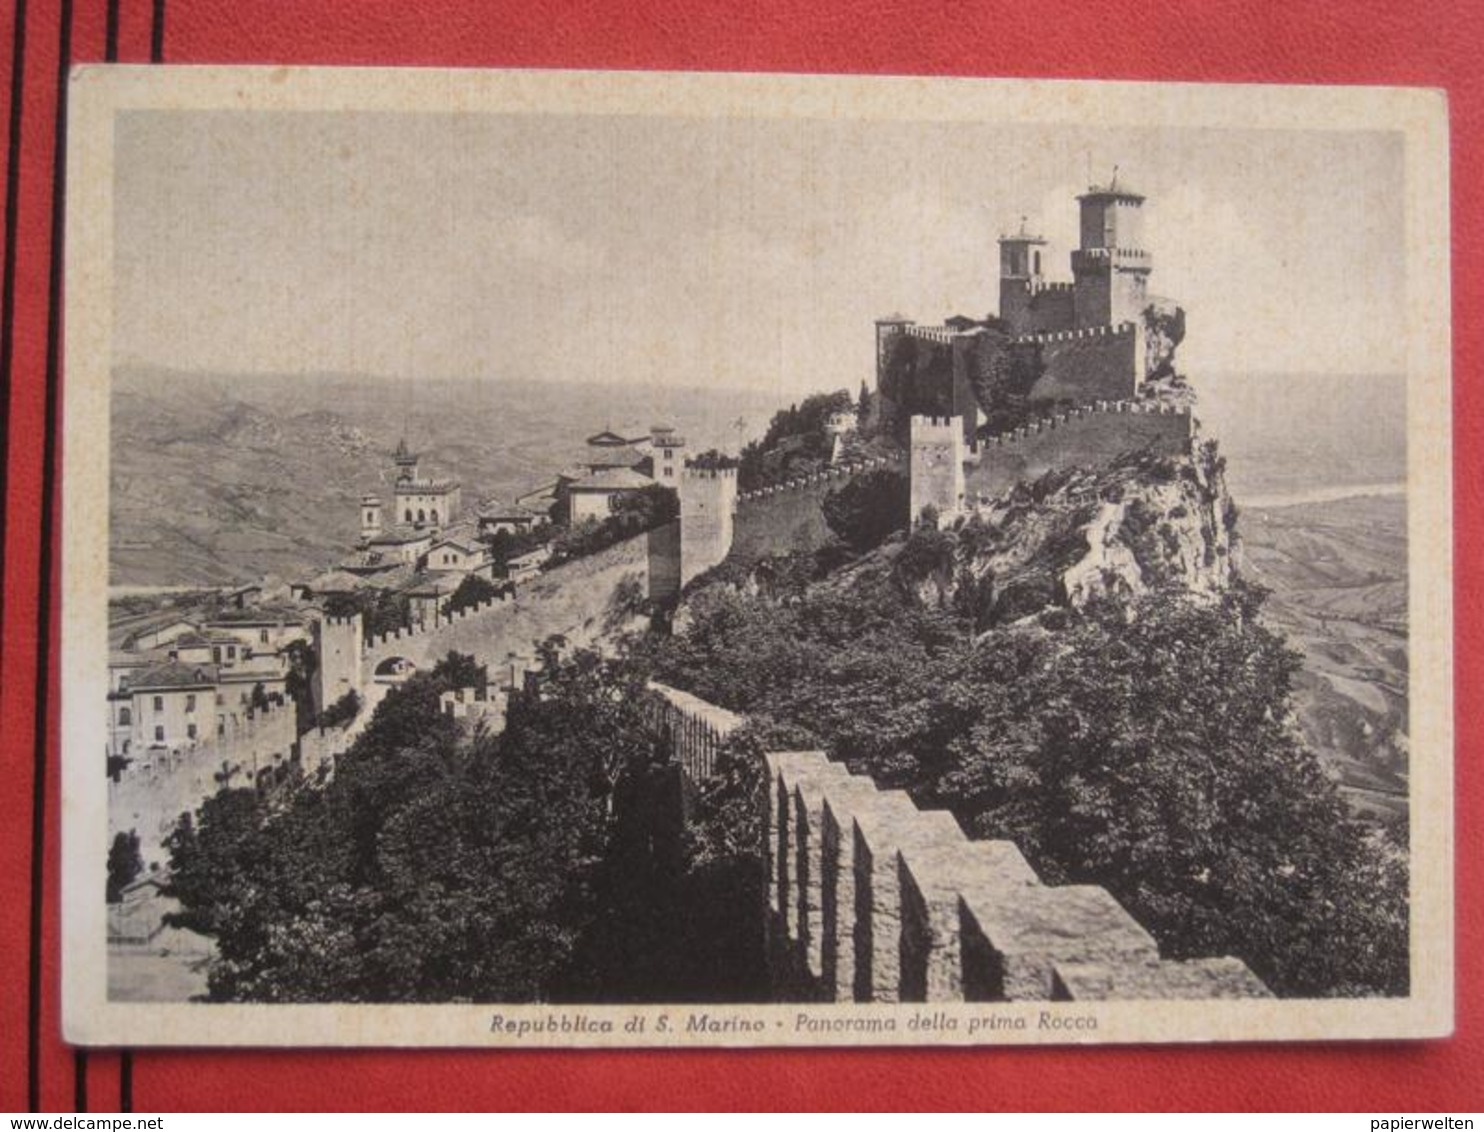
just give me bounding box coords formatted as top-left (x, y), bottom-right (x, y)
top-left (650, 570), bottom-right (1408, 998)
top-left (106, 830), bottom-right (144, 903)
top-left (318, 689), bottom-right (360, 730)
top-left (162, 638), bottom-right (666, 1003)
top-left (446, 573), bottom-right (501, 616)
top-left (822, 468), bottom-right (910, 551)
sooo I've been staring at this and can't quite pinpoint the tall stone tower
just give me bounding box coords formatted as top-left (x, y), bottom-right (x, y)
top-left (678, 466), bottom-right (738, 588)
top-left (909, 415), bottom-right (966, 528)
top-left (997, 220), bottom-right (1048, 334)
top-left (1071, 181), bottom-right (1152, 330)
top-left (360, 493), bottom-right (383, 543)
top-left (311, 612), bottom-right (364, 716)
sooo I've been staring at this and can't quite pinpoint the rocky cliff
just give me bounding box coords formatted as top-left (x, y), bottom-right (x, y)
top-left (883, 440), bottom-right (1238, 628)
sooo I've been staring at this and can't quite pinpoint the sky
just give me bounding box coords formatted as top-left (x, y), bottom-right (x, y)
top-left (113, 108), bottom-right (1406, 405)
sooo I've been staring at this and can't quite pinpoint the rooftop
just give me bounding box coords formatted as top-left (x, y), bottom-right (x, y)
top-left (127, 662), bottom-right (219, 692)
top-left (585, 429), bottom-right (643, 448)
top-left (368, 525), bottom-right (433, 547)
top-left (569, 467), bottom-right (652, 491)
top-left (403, 571), bottom-right (466, 596)
top-left (302, 569), bottom-right (368, 593)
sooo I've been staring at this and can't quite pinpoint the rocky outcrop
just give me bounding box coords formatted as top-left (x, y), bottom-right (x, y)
top-left (896, 439), bottom-right (1238, 627)
top-left (1142, 297), bottom-right (1185, 381)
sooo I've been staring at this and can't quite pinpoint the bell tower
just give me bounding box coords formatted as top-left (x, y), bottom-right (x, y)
top-left (360, 494), bottom-right (383, 543)
top-left (998, 218), bottom-right (1048, 335)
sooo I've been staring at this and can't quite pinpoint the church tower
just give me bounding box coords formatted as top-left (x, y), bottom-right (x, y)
top-left (1071, 177), bottom-right (1153, 330)
top-left (393, 437), bottom-right (419, 483)
top-left (360, 494), bottom-right (383, 543)
top-left (997, 219), bottom-right (1047, 335)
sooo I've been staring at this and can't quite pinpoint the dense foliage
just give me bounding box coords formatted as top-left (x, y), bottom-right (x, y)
top-left (165, 649), bottom-right (663, 1002)
top-left (821, 468), bottom-right (910, 551)
top-left (737, 389), bottom-right (852, 490)
top-left (445, 572), bottom-right (505, 615)
top-left (323, 589), bottom-right (409, 639)
top-left (651, 549), bottom-right (1408, 998)
top-left (547, 484), bottom-right (679, 568)
top-left (106, 830), bottom-right (144, 904)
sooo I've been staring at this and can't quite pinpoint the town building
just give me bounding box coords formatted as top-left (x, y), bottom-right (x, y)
top-left (388, 438), bottom-right (462, 530)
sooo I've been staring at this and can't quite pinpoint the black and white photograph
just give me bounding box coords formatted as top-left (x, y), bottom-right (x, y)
top-left (60, 68), bottom-right (1452, 1046)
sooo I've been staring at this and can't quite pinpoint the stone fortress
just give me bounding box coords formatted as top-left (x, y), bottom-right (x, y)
top-left (665, 177), bottom-right (1194, 589)
top-left (110, 175), bottom-right (1266, 1002)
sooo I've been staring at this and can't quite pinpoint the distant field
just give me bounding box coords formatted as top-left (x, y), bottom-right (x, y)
top-left (109, 367), bottom-right (782, 586)
top-left (1238, 492), bottom-right (1409, 820)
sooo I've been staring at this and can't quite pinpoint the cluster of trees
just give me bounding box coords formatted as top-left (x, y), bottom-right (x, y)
top-left (546, 483), bottom-right (679, 568)
top-left (445, 573), bottom-right (507, 615)
top-left (648, 539), bottom-right (1408, 999)
top-left (736, 389), bottom-right (853, 490)
top-left (107, 830), bottom-right (144, 903)
top-left (323, 589), bottom-right (409, 639)
top-left (165, 649), bottom-right (669, 1002)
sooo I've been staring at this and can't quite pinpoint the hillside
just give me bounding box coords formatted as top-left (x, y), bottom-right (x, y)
top-left (109, 367), bottom-right (780, 586)
top-left (1238, 493), bottom-right (1408, 819)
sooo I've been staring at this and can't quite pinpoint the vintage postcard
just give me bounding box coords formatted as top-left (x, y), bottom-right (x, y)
top-left (61, 67), bottom-right (1451, 1047)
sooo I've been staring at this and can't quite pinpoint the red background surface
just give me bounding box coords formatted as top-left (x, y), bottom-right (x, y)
top-left (1, 0), bottom-right (1479, 1112)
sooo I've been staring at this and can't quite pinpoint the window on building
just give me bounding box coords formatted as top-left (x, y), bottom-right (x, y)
top-left (405, 509), bottom-right (413, 522)
top-left (185, 693), bottom-right (196, 712)
top-left (216, 692), bottom-right (224, 706)
top-left (418, 509), bottom-right (426, 523)
top-left (228, 646), bottom-right (236, 660)
top-left (663, 467), bottom-right (673, 477)
top-left (187, 723), bottom-right (197, 741)
top-left (119, 707), bottom-right (131, 726)
top-left (212, 647), bottom-right (222, 663)
top-left (259, 629), bottom-right (269, 644)
top-left (218, 722), bottom-right (225, 737)
top-left (154, 725), bottom-right (164, 742)
top-left (152, 695), bottom-right (163, 713)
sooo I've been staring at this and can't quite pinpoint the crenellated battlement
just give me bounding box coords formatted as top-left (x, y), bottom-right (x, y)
top-left (981, 398), bottom-right (1189, 447)
top-left (905, 324), bottom-right (971, 345)
top-left (966, 399), bottom-right (1193, 502)
top-left (735, 454), bottom-right (902, 505)
top-left (761, 748), bottom-right (1269, 1003)
top-left (645, 681), bottom-right (744, 782)
top-left (362, 592), bottom-right (510, 654)
top-left (1012, 320), bottom-right (1139, 347)
top-left (683, 465), bottom-right (739, 482)
top-left (643, 681), bottom-right (1270, 1003)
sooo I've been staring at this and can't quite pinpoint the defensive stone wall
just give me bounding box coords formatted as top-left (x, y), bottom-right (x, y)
top-left (362, 591), bottom-right (511, 655)
top-left (642, 684), bottom-right (1268, 1003)
top-left (1012, 320), bottom-right (1145, 405)
top-left (965, 401), bottom-right (1192, 502)
top-left (108, 699), bottom-right (298, 867)
top-left (363, 534), bottom-right (648, 677)
top-left (763, 749), bottom-right (1270, 1004)
top-left (646, 681), bottom-right (744, 782)
top-left (1000, 278), bottom-right (1077, 336)
top-left (728, 455), bottom-right (903, 564)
